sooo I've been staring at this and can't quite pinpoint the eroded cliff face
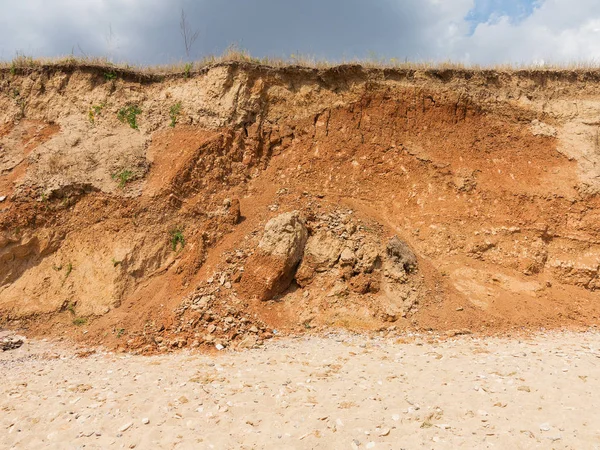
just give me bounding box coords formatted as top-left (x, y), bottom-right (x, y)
top-left (1, 62), bottom-right (600, 351)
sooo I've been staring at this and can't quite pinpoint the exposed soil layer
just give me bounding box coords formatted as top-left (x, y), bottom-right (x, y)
top-left (1, 62), bottom-right (600, 352)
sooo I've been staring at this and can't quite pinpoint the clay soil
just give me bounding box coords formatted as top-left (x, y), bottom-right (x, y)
top-left (1, 62), bottom-right (600, 352)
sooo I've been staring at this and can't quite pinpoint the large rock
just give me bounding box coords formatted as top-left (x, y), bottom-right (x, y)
top-left (386, 236), bottom-right (417, 273)
top-left (241, 212), bottom-right (308, 300)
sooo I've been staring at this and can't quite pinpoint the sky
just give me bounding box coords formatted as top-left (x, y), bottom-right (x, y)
top-left (0, 0), bottom-right (599, 66)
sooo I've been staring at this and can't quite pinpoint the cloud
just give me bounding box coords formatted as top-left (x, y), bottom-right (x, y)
top-left (0, 0), bottom-right (599, 65)
top-left (455, 0), bottom-right (600, 64)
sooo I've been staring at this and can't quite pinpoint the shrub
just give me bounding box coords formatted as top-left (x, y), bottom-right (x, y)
top-left (117, 105), bottom-right (141, 130)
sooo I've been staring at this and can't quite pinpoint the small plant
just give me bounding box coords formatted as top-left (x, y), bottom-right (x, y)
top-left (104, 71), bottom-right (117, 81)
top-left (65, 263), bottom-right (73, 278)
top-left (183, 62), bottom-right (193, 78)
top-left (112, 169), bottom-right (134, 188)
top-left (112, 257), bottom-right (122, 267)
top-left (169, 102), bottom-right (182, 127)
top-left (88, 103), bottom-right (105, 125)
top-left (171, 228), bottom-right (185, 251)
top-left (66, 302), bottom-right (76, 315)
top-left (117, 105), bottom-right (141, 129)
top-left (73, 317), bottom-right (87, 326)
top-left (116, 328), bottom-right (125, 338)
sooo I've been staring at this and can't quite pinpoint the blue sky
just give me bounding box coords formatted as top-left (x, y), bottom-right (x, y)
top-left (0, 0), bottom-right (599, 65)
top-left (467, 0), bottom-right (538, 32)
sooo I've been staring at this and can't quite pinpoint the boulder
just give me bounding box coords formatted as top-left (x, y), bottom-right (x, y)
top-left (241, 211), bottom-right (308, 300)
top-left (386, 236), bottom-right (417, 273)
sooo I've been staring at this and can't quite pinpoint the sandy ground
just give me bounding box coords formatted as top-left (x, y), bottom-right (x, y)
top-left (1, 330), bottom-right (600, 450)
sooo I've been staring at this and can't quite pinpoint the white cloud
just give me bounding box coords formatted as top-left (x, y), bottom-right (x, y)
top-left (452, 0), bottom-right (600, 64)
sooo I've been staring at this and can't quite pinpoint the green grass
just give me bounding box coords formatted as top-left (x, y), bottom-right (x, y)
top-left (117, 105), bottom-right (141, 130)
top-left (72, 317), bottom-right (87, 326)
top-left (171, 228), bottom-right (185, 251)
top-left (169, 102), bottom-right (182, 127)
top-left (65, 301), bottom-right (76, 315)
top-left (183, 62), bottom-right (193, 78)
top-left (112, 169), bottom-right (134, 188)
top-left (104, 71), bottom-right (117, 81)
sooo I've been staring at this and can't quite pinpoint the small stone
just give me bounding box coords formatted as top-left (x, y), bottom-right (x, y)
top-left (539, 423), bottom-right (551, 432)
top-left (378, 428), bottom-right (390, 436)
top-left (142, 418), bottom-right (149, 425)
top-left (366, 443), bottom-right (376, 449)
top-left (119, 422), bottom-right (133, 432)
top-left (215, 343), bottom-right (225, 351)
top-left (340, 248), bottom-right (357, 266)
top-left (0, 196), bottom-right (6, 202)
top-left (518, 386), bottom-right (531, 392)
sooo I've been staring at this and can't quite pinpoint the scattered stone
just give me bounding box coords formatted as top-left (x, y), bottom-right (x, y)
top-left (0, 335), bottom-right (25, 351)
top-left (0, 196), bottom-right (6, 202)
top-left (142, 418), bottom-right (150, 425)
top-left (119, 422), bottom-right (133, 433)
top-left (215, 343), bottom-right (225, 351)
top-left (339, 248), bottom-right (357, 266)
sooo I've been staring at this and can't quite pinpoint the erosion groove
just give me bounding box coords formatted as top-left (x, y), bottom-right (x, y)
top-left (1, 62), bottom-right (599, 352)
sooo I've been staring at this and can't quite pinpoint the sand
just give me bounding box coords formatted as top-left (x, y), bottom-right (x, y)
top-left (1, 330), bottom-right (600, 449)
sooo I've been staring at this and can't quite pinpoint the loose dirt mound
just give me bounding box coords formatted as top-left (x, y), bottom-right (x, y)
top-left (1, 62), bottom-right (600, 352)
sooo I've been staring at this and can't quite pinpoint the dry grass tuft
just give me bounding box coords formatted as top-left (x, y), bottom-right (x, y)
top-left (2, 47), bottom-right (600, 79)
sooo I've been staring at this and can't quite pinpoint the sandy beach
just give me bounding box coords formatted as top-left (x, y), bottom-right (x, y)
top-left (2, 330), bottom-right (600, 449)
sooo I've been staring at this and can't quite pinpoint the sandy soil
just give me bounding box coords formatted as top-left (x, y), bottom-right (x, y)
top-left (2, 330), bottom-right (600, 449)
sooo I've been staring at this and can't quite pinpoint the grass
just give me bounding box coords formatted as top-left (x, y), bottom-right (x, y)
top-left (117, 105), bottom-right (141, 130)
top-left (169, 102), bottom-right (182, 127)
top-left (183, 62), bottom-right (193, 78)
top-left (73, 317), bottom-right (87, 326)
top-left (65, 301), bottom-right (76, 315)
top-left (112, 169), bottom-right (134, 188)
top-left (3, 48), bottom-right (600, 80)
top-left (171, 228), bottom-right (185, 251)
